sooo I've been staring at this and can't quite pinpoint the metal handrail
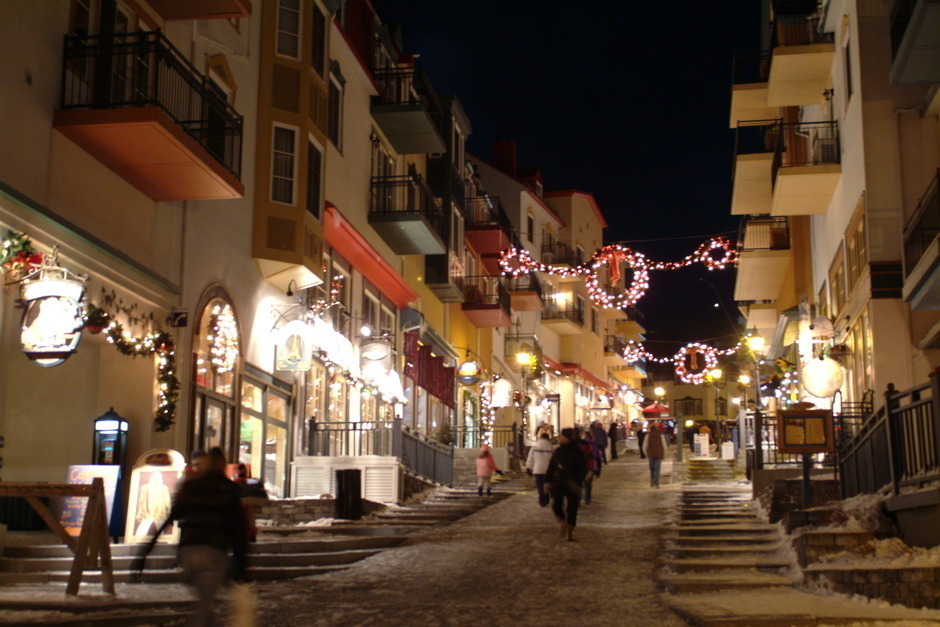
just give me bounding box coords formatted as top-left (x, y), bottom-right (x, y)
top-left (370, 173), bottom-right (444, 225)
top-left (507, 273), bottom-right (543, 298)
top-left (465, 195), bottom-right (510, 231)
top-left (738, 216), bottom-right (791, 252)
top-left (770, 120), bottom-right (841, 189)
top-left (463, 275), bottom-right (510, 311)
top-left (732, 52), bottom-right (771, 85)
top-left (61, 30), bottom-right (243, 177)
top-left (771, 14), bottom-right (834, 48)
top-left (541, 298), bottom-right (585, 326)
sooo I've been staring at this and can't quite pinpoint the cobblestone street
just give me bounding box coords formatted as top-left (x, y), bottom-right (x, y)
top-left (254, 456), bottom-right (686, 626)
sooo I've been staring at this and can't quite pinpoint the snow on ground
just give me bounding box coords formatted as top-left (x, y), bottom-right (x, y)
top-left (808, 536), bottom-right (940, 570)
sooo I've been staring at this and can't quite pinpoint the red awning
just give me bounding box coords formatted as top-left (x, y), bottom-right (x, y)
top-left (642, 402), bottom-right (669, 414)
top-left (542, 355), bottom-right (609, 390)
top-left (324, 203), bottom-right (417, 309)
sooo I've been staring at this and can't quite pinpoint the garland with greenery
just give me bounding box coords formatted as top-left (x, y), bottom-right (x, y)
top-left (0, 230), bottom-right (43, 279)
top-left (85, 305), bottom-right (180, 432)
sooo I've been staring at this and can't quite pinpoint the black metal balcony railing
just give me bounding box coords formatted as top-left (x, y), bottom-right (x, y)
top-left (890, 0), bottom-right (917, 58)
top-left (370, 173), bottom-right (444, 228)
top-left (507, 273), bottom-right (543, 298)
top-left (372, 66), bottom-right (441, 111)
top-left (732, 52), bottom-right (771, 85)
top-left (464, 195), bottom-right (511, 231)
top-left (770, 120), bottom-right (841, 188)
top-left (902, 170), bottom-right (940, 277)
top-left (771, 14), bottom-right (834, 49)
top-left (541, 298), bottom-right (585, 326)
top-left (61, 30), bottom-right (243, 177)
top-left (604, 335), bottom-right (628, 357)
top-left (464, 275), bottom-right (511, 311)
top-left (541, 240), bottom-right (582, 267)
top-left (738, 216), bottom-right (791, 252)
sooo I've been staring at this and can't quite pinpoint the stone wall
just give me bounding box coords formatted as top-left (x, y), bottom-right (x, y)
top-left (765, 478), bottom-right (841, 524)
top-left (805, 566), bottom-right (940, 610)
top-left (257, 498), bottom-right (387, 526)
top-left (791, 530), bottom-right (874, 567)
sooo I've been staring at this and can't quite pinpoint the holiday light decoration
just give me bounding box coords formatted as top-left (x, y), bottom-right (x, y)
top-left (480, 379), bottom-right (497, 446)
top-left (207, 303), bottom-right (239, 373)
top-left (498, 237), bottom-right (737, 310)
top-left (625, 340), bottom-right (742, 384)
top-left (92, 307), bottom-right (179, 432)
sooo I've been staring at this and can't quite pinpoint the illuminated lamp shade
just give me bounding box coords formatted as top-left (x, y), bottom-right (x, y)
top-left (801, 356), bottom-right (844, 398)
top-left (685, 419), bottom-right (694, 428)
top-left (457, 360), bottom-right (482, 386)
top-left (490, 378), bottom-right (513, 408)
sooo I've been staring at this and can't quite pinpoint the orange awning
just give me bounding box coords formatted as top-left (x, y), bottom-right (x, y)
top-left (324, 204), bottom-right (417, 309)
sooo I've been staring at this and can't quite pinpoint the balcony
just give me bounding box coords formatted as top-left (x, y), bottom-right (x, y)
top-left (902, 171), bottom-right (940, 310)
top-left (767, 14), bottom-right (835, 107)
top-left (425, 250), bottom-right (465, 303)
top-left (612, 307), bottom-right (646, 338)
top-left (770, 120), bottom-right (841, 215)
top-left (507, 273), bottom-right (543, 311)
top-left (540, 298), bottom-right (584, 335)
top-left (604, 335), bottom-right (629, 366)
top-left (731, 121), bottom-right (777, 215)
top-left (465, 195), bottom-right (512, 274)
top-left (541, 240), bottom-right (584, 282)
top-left (53, 31), bottom-right (243, 201)
top-left (611, 361), bottom-right (647, 384)
top-left (730, 53), bottom-right (777, 128)
top-left (148, 0), bottom-right (252, 21)
top-left (369, 173), bottom-right (446, 255)
top-left (890, 0), bottom-right (940, 85)
top-left (740, 301), bottom-right (779, 341)
top-left (462, 276), bottom-right (511, 328)
top-left (371, 67), bottom-right (446, 155)
top-left (734, 216), bottom-right (791, 301)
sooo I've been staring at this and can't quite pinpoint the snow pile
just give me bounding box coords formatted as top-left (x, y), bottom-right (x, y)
top-left (839, 486), bottom-right (896, 537)
top-left (812, 537), bottom-right (940, 570)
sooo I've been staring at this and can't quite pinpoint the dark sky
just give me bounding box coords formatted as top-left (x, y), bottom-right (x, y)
top-left (370, 1), bottom-right (764, 372)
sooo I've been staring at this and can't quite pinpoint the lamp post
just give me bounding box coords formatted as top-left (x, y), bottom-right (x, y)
top-left (745, 333), bottom-right (766, 471)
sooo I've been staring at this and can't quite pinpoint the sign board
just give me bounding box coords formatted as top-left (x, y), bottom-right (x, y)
top-left (124, 449), bottom-right (185, 544)
top-left (60, 465), bottom-right (121, 537)
top-left (777, 409), bottom-right (835, 454)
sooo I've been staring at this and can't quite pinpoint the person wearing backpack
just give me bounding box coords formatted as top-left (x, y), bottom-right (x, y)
top-left (641, 422), bottom-right (668, 488)
top-left (545, 427), bottom-right (588, 541)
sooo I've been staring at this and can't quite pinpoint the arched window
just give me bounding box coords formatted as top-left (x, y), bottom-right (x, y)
top-left (191, 291), bottom-right (241, 458)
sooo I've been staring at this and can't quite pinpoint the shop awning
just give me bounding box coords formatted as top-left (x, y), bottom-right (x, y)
top-left (324, 203), bottom-right (417, 309)
top-left (542, 354), bottom-right (609, 390)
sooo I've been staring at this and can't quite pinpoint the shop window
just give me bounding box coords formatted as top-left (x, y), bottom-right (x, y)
top-left (192, 294), bottom-right (240, 458)
top-left (276, 0), bottom-right (301, 59)
top-left (304, 362), bottom-right (327, 454)
top-left (239, 369), bottom-right (291, 499)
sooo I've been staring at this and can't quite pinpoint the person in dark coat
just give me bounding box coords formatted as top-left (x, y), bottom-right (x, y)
top-left (545, 427), bottom-right (588, 542)
top-left (608, 422), bottom-right (619, 460)
top-left (135, 447), bottom-right (247, 626)
top-left (637, 423), bottom-right (648, 459)
top-left (579, 429), bottom-right (602, 505)
top-left (591, 421), bottom-right (609, 465)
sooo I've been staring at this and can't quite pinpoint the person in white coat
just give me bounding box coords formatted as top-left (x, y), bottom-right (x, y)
top-left (525, 432), bottom-right (554, 507)
top-left (641, 422), bottom-right (668, 488)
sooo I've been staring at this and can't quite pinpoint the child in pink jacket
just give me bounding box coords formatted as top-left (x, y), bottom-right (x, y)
top-left (476, 444), bottom-right (499, 496)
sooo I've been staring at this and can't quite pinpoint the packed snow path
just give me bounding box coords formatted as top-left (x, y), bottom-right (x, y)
top-left (253, 456), bottom-right (687, 626)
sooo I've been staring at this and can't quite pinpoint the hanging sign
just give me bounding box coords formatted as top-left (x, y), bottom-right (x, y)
top-left (457, 360), bottom-right (482, 386)
top-left (19, 265), bottom-right (86, 367)
top-left (273, 319), bottom-right (315, 372)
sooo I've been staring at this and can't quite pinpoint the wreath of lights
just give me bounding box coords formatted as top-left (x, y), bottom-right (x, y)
top-left (499, 237), bottom-right (737, 310)
top-left (626, 340), bottom-right (742, 384)
top-left (90, 307), bottom-right (179, 432)
top-left (207, 303), bottom-right (239, 373)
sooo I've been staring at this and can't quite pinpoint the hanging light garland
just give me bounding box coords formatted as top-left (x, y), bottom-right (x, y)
top-left (87, 306), bottom-right (180, 432)
top-left (498, 236), bottom-right (737, 310)
top-left (626, 340), bottom-right (742, 384)
top-left (479, 379), bottom-right (497, 446)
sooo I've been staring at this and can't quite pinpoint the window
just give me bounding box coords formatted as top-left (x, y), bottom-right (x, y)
top-left (330, 261), bottom-right (351, 335)
top-left (276, 0), bottom-right (300, 59)
top-left (452, 121), bottom-right (465, 173)
top-left (675, 398), bottom-right (704, 417)
top-left (311, 4), bottom-right (327, 77)
top-left (361, 288), bottom-right (379, 333)
top-left (576, 245), bottom-right (586, 265)
top-left (69, 0), bottom-right (91, 35)
top-left (817, 282), bottom-right (829, 321)
top-left (526, 214), bottom-right (535, 243)
top-left (272, 125), bottom-right (297, 204)
top-left (449, 201), bottom-right (464, 253)
top-left (829, 245), bottom-right (846, 316)
top-left (306, 138), bottom-right (323, 219)
top-left (841, 17), bottom-right (853, 107)
top-left (380, 305), bottom-right (395, 337)
top-left (846, 202), bottom-right (867, 291)
top-left (592, 308), bottom-right (600, 335)
top-left (192, 295), bottom-right (240, 459)
top-left (327, 69), bottom-right (344, 148)
top-left (239, 370), bottom-right (291, 499)
top-left (575, 295), bottom-right (586, 325)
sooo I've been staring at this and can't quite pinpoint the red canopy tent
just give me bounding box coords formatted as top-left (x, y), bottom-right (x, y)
top-left (642, 401), bottom-right (669, 416)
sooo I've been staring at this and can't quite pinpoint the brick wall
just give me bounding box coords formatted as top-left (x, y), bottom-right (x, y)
top-left (767, 478), bottom-right (841, 524)
top-left (792, 530), bottom-right (874, 567)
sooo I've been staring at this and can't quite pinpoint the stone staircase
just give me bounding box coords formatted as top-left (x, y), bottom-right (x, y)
top-left (659, 486), bottom-right (795, 595)
top-left (686, 458), bottom-right (737, 483)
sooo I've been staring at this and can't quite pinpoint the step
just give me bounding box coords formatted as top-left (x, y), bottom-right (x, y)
top-left (677, 517), bottom-right (762, 526)
top-left (665, 544), bottom-right (785, 557)
top-left (48, 564), bottom-right (348, 584)
top-left (663, 556), bottom-right (792, 574)
top-left (3, 543), bottom-right (177, 559)
top-left (673, 524), bottom-right (778, 536)
top-left (658, 570), bottom-right (794, 594)
top-left (665, 534), bottom-right (782, 546)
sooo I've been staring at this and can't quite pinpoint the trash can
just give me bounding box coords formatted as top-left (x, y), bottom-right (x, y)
top-left (334, 469), bottom-right (362, 520)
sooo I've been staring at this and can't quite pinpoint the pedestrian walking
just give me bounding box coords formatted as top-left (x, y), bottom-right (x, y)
top-left (525, 432), bottom-right (554, 507)
top-left (641, 422), bottom-right (668, 488)
top-left (545, 427), bottom-right (588, 542)
top-left (637, 423), bottom-right (648, 459)
top-left (608, 422), bottom-right (619, 460)
top-left (591, 421), bottom-right (609, 465)
top-left (134, 447), bottom-right (248, 627)
top-left (476, 444), bottom-right (499, 496)
top-left (579, 428), bottom-right (601, 504)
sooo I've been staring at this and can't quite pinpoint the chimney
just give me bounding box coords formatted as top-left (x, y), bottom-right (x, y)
top-left (491, 139), bottom-right (517, 177)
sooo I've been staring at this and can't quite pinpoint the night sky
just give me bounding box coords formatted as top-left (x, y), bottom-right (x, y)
top-left (370, 1), bottom-right (764, 375)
